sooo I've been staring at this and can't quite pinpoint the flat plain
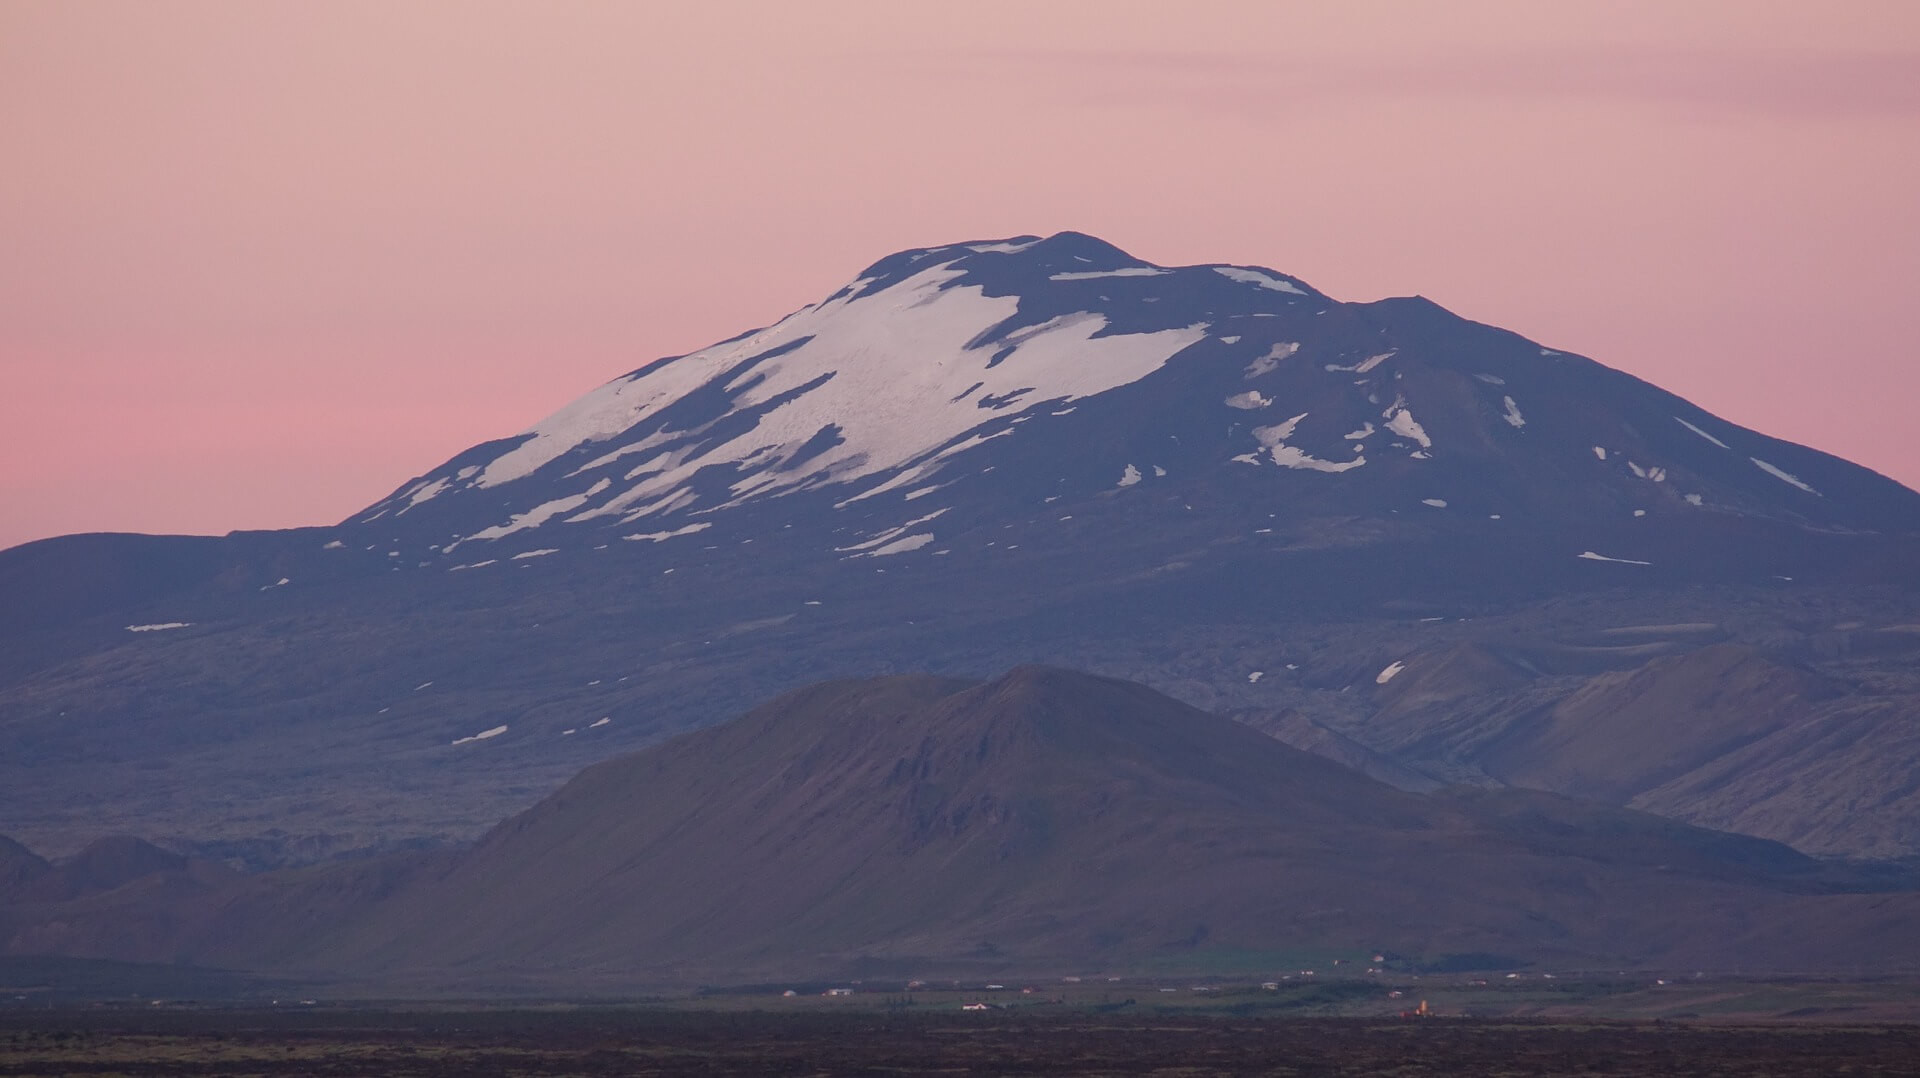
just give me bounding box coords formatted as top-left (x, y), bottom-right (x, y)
top-left (5, 990), bottom-right (1920, 1077)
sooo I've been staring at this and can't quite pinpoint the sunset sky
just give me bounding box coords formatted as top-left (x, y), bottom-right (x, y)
top-left (4, 1), bottom-right (1917, 550)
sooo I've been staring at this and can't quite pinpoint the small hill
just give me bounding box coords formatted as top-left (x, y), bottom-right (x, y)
top-left (6, 667), bottom-right (1917, 989)
top-left (228, 669), bottom-right (1920, 984)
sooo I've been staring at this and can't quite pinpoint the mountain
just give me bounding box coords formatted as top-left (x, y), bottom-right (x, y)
top-left (5, 668), bottom-right (1916, 989)
top-left (3, 232), bottom-right (1918, 866)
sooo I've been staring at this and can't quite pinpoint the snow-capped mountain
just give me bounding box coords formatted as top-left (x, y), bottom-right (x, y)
top-left (346, 231), bottom-right (1919, 574)
top-left (5, 231), bottom-right (1920, 870)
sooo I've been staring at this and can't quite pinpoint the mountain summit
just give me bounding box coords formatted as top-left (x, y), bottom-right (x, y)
top-left (3, 232), bottom-right (1918, 868)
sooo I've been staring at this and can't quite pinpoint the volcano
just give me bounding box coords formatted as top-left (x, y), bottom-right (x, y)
top-left (3, 232), bottom-right (1917, 866)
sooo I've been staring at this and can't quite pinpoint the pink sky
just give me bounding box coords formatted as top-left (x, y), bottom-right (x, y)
top-left (4, 2), bottom-right (1918, 550)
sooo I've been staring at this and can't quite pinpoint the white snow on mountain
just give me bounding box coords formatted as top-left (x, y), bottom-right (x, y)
top-left (466, 479), bottom-right (612, 543)
top-left (1326, 351), bottom-right (1395, 374)
top-left (1245, 342), bottom-right (1300, 378)
top-left (1252, 413), bottom-right (1310, 452)
top-left (1751, 457), bottom-right (1820, 495)
top-left (434, 261), bottom-right (1205, 529)
top-left (861, 533), bottom-right (936, 557)
top-left (1213, 267), bottom-right (1308, 295)
top-left (1578, 551), bottom-right (1652, 566)
top-left (450, 724), bottom-right (508, 747)
top-left (623, 522), bottom-right (712, 543)
top-left (838, 508), bottom-right (950, 556)
top-left (968, 239), bottom-right (1040, 254)
top-left (1049, 267), bottom-right (1170, 281)
top-left (1675, 416), bottom-right (1731, 449)
top-left (1383, 402), bottom-right (1432, 449)
top-left (1250, 413), bottom-right (1368, 473)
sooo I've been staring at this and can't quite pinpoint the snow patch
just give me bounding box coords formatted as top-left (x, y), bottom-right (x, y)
top-left (839, 509), bottom-right (949, 557)
top-left (1592, 446), bottom-right (1608, 461)
top-left (1214, 266), bottom-right (1308, 295)
top-left (1224, 390), bottom-right (1272, 410)
top-left (1270, 446), bottom-right (1366, 473)
top-left (1252, 413), bottom-right (1309, 449)
top-left (589, 717), bottom-right (611, 728)
top-left (510, 548), bottom-right (559, 560)
top-left (1473, 373), bottom-right (1506, 386)
top-left (1049, 267), bottom-right (1170, 280)
top-left (466, 479), bottom-right (612, 542)
top-left (1382, 402), bottom-right (1432, 449)
top-left (125, 622), bottom-right (190, 632)
top-left (1675, 416), bottom-right (1730, 449)
top-left (623, 522), bottom-right (714, 543)
top-left (450, 724), bottom-right (507, 747)
top-left (1244, 341), bottom-right (1300, 378)
top-left (1219, 335), bottom-right (1241, 345)
top-left (1247, 671), bottom-right (1264, 684)
top-left (968, 239), bottom-right (1038, 253)
top-left (395, 476), bottom-right (451, 513)
top-left (322, 540), bottom-right (344, 550)
top-left (1375, 661), bottom-right (1405, 685)
top-left (1117, 464), bottom-right (1143, 488)
top-left (1327, 351), bottom-right (1395, 373)
top-left (1577, 551), bottom-right (1652, 566)
top-left (1500, 396), bottom-right (1525, 429)
top-left (1421, 498), bottom-right (1448, 508)
top-left (1247, 409), bottom-right (1367, 471)
top-left (1751, 457), bottom-right (1820, 495)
